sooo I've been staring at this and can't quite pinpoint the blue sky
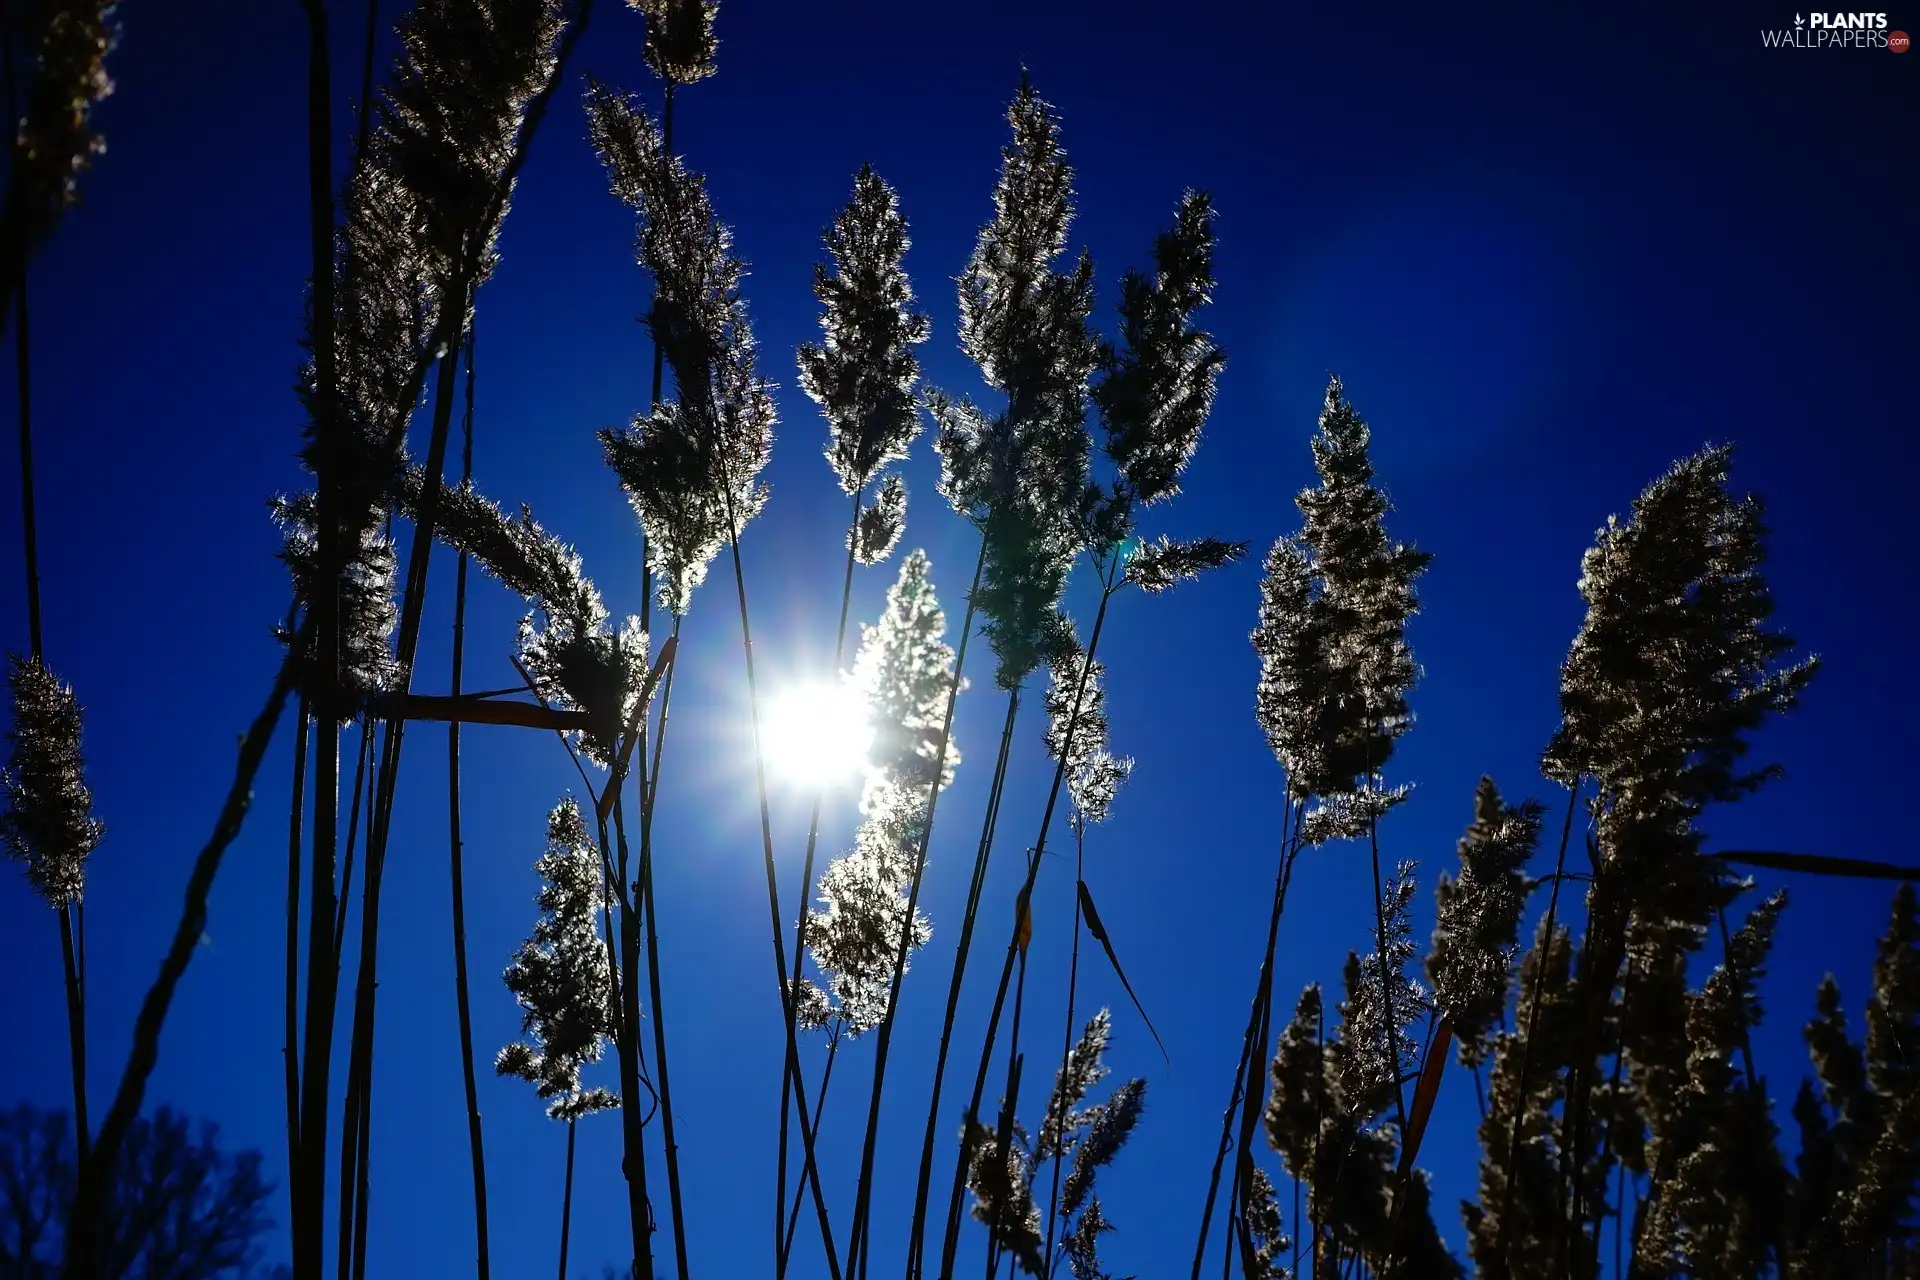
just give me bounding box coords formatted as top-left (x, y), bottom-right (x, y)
top-left (1, 1), bottom-right (1913, 1276)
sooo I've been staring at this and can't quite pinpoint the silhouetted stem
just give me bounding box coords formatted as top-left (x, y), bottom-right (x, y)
top-left (633, 771), bottom-right (689, 1280)
top-left (285, 702), bottom-right (311, 1235)
top-left (782, 1028), bottom-right (842, 1270)
top-left (64, 645), bottom-right (299, 1279)
top-left (55, 902), bottom-right (87, 1173)
top-left (1040, 821), bottom-right (1090, 1265)
top-left (332, 722), bottom-right (371, 977)
top-left (291, 1), bottom-right (340, 1271)
top-left (602, 800), bottom-right (656, 1280)
top-left (1226, 799), bottom-right (1299, 1272)
top-left (1365, 778), bottom-right (1409, 1135)
top-left (559, 1118), bottom-right (577, 1280)
top-left (777, 487), bottom-right (863, 1270)
top-left (448, 329), bottom-right (492, 1279)
top-left (904, 610), bottom-right (1007, 1280)
top-left (936, 580), bottom-right (1117, 1280)
top-left (718, 496), bottom-right (844, 1279)
top-left (904, 686), bottom-right (1015, 1280)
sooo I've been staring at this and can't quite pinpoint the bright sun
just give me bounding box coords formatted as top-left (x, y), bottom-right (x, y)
top-left (759, 680), bottom-right (875, 789)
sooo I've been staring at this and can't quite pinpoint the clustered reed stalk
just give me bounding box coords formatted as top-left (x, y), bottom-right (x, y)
top-left (1198, 375), bottom-right (1431, 1276)
top-left (910, 99), bottom-right (1239, 1274)
top-left (18, 4), bottom-right (1920, 1280)
top-left (2, 0), bottom-right (118, 1215)
top-left (775, 162), bottom-right (930, 1273)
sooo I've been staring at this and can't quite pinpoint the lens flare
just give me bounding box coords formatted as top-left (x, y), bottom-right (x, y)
top-left (758, 679), bottom-right (874, 789)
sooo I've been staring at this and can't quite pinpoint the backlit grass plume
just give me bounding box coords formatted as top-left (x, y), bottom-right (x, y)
top-left (1265, 966), bottom-right (1458, 1277)
top-left (283, 0), bottom-right (569, 698)
top-left (799, 165), bottom-right (930, 543)
top-left (1, 653), bottom-right (103, 908)
top-left (1, 0), bottom-right (118, 315)
top-left (400, 473), bottom-right (649, 767)
top-left (930, 76), bottom-right (1097, 691)
top-left (1093, 189), bottom-right (1225, 510)
top-left (1088, 191), bottom-right (1243, 596)
top-left (1254, 376), bottom-right (1432, 808)
top-left (268, 493), bottom-right (400, 715)
top-left (1041, 628), bottom-right (1131, 829)
top-left (498, 798), bottom-right (620, 1118)
top-left (1635, 888), bottom-right (1790, 1276)
top-left (1344, 860), bottom-right (1426, 1107)
top-left (588, 80), bottom-right (776, 615)
top-left (1427, 779), bottom-right (1545, 1067)
top-left (801, 784), bottom-right (935, 1034)
top-left (852, 548), bottom-right (965, 800)
top-left (631, 0), bottom-right (717, 86)
top-left (801, 550), bottom-right (964, 1031)
top-left (964, 1010), bottom-right (1147, 1278)
top-left (1510, 444), bottom-right (1817, 1272)
top-left (1788, 882), bottom-right (1920, 1276)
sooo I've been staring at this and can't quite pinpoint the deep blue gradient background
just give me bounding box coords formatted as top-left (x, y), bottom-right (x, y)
top-left (1, 1), bottom-right (1913, 1275)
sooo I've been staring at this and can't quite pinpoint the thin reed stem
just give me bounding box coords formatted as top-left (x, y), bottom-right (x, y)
top-left (1228, 800), bottom-right (1298, 1267)
top-left (448, 328), bottom-right (492, 1279)
top-left (716, 477), bottom-right (844, 1280)
top-left (903, 593), bottom-right (1006, 1280)
top-left (14, 276), bottom-right (41, 658)
top-left (64, 644), bottom-right (300, 1279)
top-left (1364, 776), bottom-right (1409, 1135)
top-left (559, 1118), bottom-right (578, 1280)
top-left (631, 766), bottom-right (689, 1279)
top-left (351, 1036), bottom-right (374, 1280)
top-left (333, 721), bottom-right (371, 977)
top-left (1039, 820), bottom-right (1090, 1264)
top-left (985, 926), bottom-right (1033, 1278)
top-left (55, 900), bottom-right (87, 1171)
top-left (604, 790), bottom-right (656, 1280)
top-left (782, 1025), bottom-right (843, 1270)
top-left (777, 487), bottom-right (863, 1270)
top-left (339, 327), bottom-right (471, 1275)
top-left (292, 0), bottom-right (341, 1268)
top-left (9, 66), bottom-right (89, 1215)
top-left (285, 701), bottom-right (311, 1238)
top-left (1192, 978), bottom-right (1264, 1280)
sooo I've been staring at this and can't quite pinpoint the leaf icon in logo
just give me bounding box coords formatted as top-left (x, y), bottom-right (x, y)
top-left (1794, 12), bottom-right (1805, 24)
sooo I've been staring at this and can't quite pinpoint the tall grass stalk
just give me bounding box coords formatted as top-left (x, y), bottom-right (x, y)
top-left (599, 797), bottom-right (656, 1280)
top-left (935, 570), bottom-right (1118, 1279)
top-left (903, 592), bottom-right (1009, 1280)
top-left (1205, 796), bottom-right (1297, 1274)
top-left (714, 471), bottom-right (846, 1280)
top-left (327, 5), bottom-right (592, 1265)
top-left (850, 543), bottom-right (990, 1280)
top-left (284, 701), bottom-right (310, 1238)
top-left (447, 329), bottom-right (492, 1278)
top-left (63, 640), bottom-right (301, 1279)
top-left (631, 69), bottom-right (689, 1280)
top-left (1038, 816), bottom-right (1091, 1263)
top-left (9, 258), bottom-right (91, 1184)
top-left (777, 488), bottom-right (862, 1266)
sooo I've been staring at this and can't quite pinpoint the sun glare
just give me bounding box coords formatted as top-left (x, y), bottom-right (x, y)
top-left (759, 679), bottom-right (875, 789)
